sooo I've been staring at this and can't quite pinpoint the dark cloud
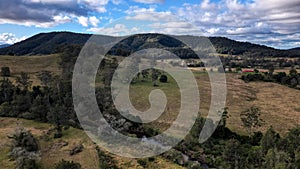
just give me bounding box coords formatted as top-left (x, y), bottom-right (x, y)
top-left (0, 0), bottom-right (96, 26)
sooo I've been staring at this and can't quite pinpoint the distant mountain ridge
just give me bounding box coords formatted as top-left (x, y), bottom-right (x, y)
top-left (0, 31), bottom-right (299, 57)
top-left (0, 44), bottom-right (10, 48)
top-left (288, 47), bottom-right (300, 52)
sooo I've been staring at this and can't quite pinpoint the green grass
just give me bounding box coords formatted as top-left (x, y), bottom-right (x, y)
top-left (129, 73), bottom-right (181, 131)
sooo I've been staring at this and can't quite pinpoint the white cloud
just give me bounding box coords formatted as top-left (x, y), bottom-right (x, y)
top-left (78, 16), bottom-right (89, 27)
top-left (0, 33), bottom-right (27, 44)
top-left (133, 0), bottom-right (164, 4)
top-left (174, 0), bottom-right (300, 48)
top-left (89, 16), bottom-right (100, 27)
top-left (126, 11), bottom-right (176, 22)
top-left (88, 24), bottom-right (140, 36)
top-left (125, 6), bottom-right (156, 14)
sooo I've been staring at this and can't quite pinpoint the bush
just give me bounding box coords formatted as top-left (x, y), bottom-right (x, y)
top-left (22, 159), bottom-right (40, 169)
top-left (9, 127), bottom-right (40, 169)
top-left (159, 75), bottom-right (168, 83)
top-left (1, 67), bottom-right (10, 77)
top-left (137, 159), bottom-right (148, 168)
top-left (55, 159), bottom-right (82, 169)
top-left (53, 131), bottom-right (62, 138)
top-left (70, 144), bottom-right (84, 156)
top-left (96, 147), bottom-right (119, 169)
top-left (10, 127), bottom-right (38, 152)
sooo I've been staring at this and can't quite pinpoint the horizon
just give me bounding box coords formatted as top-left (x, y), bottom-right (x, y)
top-left (3, 30), bottom-right (299, 51)
top-left (0, 0), bottom-right (300, 49)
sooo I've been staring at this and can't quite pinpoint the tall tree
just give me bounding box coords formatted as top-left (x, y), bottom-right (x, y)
top-left (16, 72), bottom-right (32, 90)
top-left (38, 70), bottom-right (52, 87)
top-left (261, 126), bottom-right (280, 154)
top-left (223, 139), bottom-right (241, 169)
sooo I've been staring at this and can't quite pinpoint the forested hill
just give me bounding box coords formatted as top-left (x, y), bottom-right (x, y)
top-left (0, 32), bottom-right (92, 56)
top-left (288, 47), bottom-right (300, 53)
top-left (208, 37), bottom-right (298, 57)
top-left (0, 31), bottom-right (299, 57)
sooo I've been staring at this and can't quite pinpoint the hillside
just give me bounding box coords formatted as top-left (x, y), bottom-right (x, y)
top-left (0, 117), bottom-right (183, 169)
top-left (0, 32), bottom-right (91, 56)
top-left (1, 54), bottom-right (299, 135)
top-left (0, 31), bottom-right (299, 57)
top-left (0, 44), bottom-right (10, 48)
top-left (1, 50), bottom-right (300, 168)
top-left (288, 47), bottom-right (300, 53)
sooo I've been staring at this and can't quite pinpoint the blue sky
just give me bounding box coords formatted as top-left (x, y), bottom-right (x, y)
top-left (0, 0), bottom-right (299, 49)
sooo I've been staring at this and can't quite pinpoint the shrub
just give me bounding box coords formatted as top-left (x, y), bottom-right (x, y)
top-left (10, 127), bottom-right (38, 152)
top-left (1, 66), bottom-right (10, 77)
top-left (96, 147), bottom-right (119, 169)
top-left (55, 159), bottom-right (82, 169)
top-left (70, 144), bottom-right (84, 156)
top-left (137, 159), bottom-right (148, 168)
top-left (9, 127), bottom-right (40, 169)
top-left (159, 74), bottom-right (168, 83)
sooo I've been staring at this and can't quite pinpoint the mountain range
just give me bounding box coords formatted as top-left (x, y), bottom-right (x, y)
top-left (0, 44), bottom-right (10, 48)
top-left (0, 31), bottom-right (299, 57)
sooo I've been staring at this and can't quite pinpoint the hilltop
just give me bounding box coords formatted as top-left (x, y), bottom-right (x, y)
top-left (0, 31), bottom-right (299, 57)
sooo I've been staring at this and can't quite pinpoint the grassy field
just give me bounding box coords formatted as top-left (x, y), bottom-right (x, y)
top-left (1, 54), bottom-right (299, 135)
top-left (129, 72), bottom-right (300, 135)
top-left (1, 55), bottom-right (300, 168)
top-left (0, 55), bottom-right (61, 86)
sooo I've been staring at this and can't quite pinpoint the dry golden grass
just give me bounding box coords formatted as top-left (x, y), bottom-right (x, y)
top-left (0, 55), bottom-right (61, 86)
top-left (130, 72), bottom-right (300, 136)
top-left (0, 117), bottom-right (185, 169)
top-left (0, 117), bottom-right (99, 169)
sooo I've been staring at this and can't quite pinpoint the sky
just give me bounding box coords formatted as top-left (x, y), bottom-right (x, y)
top-left (0, 0), bottom-right (299, 49)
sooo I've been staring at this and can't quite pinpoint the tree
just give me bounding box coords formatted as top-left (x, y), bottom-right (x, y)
top-left (218, 107), bottom-right (229, 128)
top-left (264, 148), bottom-right (291, 169)
top-left (141, 69), bottom-right (149, 81)
top-left (38, 70), bottom-right (52, 86)
top-left (282, 127), bottom-right (300, 161)
top-left (223, 139), bottom-right (241, 169)
top-left (289, 67), bottom-right (297, 76)
top-left (261, 126), bottom-right (280, 154)
top-left (159, 74), bottom-right (168, 83)
top-left (1, 66), bottom-right (10, 77)
top-left (11, 94), bottom-right (32, 117)
top-left (268, 66), bottom-right (275, 76)
top-left (0, 78), bottom-right (14, 104)
top-left (30, 96), bottom-right (49, 122)
top-left (246, 146), bottom-right (263, 168)
top-left (16, 72), bottom-right (32, 90)
top-left (240, 106), bottom-right (263, 136)
top-left (151, 69), bottom-right (160, 86)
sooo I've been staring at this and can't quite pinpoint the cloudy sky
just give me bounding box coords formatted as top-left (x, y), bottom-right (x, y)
top-left (0, 0), bottom-right (299, 49)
